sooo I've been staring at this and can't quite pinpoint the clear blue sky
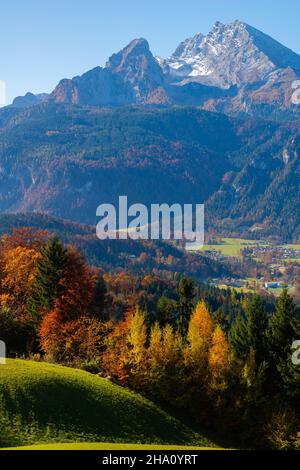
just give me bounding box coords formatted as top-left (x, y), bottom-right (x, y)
top-left (1, 0), bottom-right (300, 103)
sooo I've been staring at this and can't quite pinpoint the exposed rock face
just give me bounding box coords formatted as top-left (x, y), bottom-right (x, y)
top-left (50, 67), bottom-right (135, 106)
top-left (165, 21), bottom-right (300, 88)
top-left (106, 38), bottom-right (168, 103)
top-left (164, 21), bottom-right (300, 119)
top-left (9, 21), bottom-right (300, 119)
top-left (50, 38), bottom-right (169, 106)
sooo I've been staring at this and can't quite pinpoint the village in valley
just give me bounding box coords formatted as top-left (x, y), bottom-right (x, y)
top-left (200, 238), bottom-right (300, 296)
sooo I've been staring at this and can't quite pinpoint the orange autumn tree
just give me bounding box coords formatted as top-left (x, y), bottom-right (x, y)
top-left (102, 308), bottom-right (135, 383)
top-left (39, 245), bottom-right (100, 361)
top-left (0, 228), bottom-right (47, 313)
top-left (38, 310), bottom-right (64, 360)
top-left (102, 307), bottom-right (148, 387)
top-left (39, 314), bottom-right (112, 364)
top-left (0, 245), bottom-right (41, 316)
top-left (0, 227), bottom-right (48, 252)
top-left (55, 246), bottom-right (96, 321)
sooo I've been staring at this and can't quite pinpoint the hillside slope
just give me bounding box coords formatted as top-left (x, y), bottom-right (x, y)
top-left (0, 213), bottom-right (228, 278)
top-left (0, 105), bottom-right (236, 223)
top-left (0, 360), bottom-right (216, 448)
top-left (0, 105), bottom-right (299, 241)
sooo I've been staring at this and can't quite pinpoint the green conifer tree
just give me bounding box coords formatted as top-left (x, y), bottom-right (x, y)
top-left (267, 290), bottom-right (300, 397)
top-left (91, 275), bottom-right (108, 321)
top-left (268, 290), bottom-right (299, 362)
top-left (29, 236), bottom-right (68, 324)
top-left (229, 295), bottom-right (268, 365)
top-left (229, 312), bottom-right (249, 360)
top-left (247, 296), bottom-right (268, 365)
top-left (177, 277), bottom-right (195, 336)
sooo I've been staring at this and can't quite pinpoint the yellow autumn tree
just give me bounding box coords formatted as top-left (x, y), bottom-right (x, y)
top-left (187, 301), bottom-right (213, 365)
top-left (146, 321), bottom-right (185, 402)
top-left (129, 307), bottom-right (147, 362)
top-left (128, 307), bottom-right (147, 389)
top-left (147, 322), bottom-right (164, 393)
top-left (148, 322), bottom-right (163, 369)
top-left (208, 325), bottom-right (231, 390)
top-left (162, 324), bottom-right (176, 362)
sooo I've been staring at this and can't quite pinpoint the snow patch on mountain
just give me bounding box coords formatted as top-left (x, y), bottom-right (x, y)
top-left (165, 20), bottom-right (300, 89)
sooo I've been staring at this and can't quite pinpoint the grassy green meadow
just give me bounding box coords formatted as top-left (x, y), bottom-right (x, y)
top-left (201, 238), bottom-right (300, 261)
top-left (0, 360), bottom-right (219, 450)
top-left (201, 238), bottom-right (264, 257)
top-left (1, 443), bottom-right (217, 450)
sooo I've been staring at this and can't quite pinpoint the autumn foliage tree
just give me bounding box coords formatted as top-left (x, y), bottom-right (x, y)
top-left (149, 324), bottom-right (184, 404)
top-left (0, 227), bottom-right (47, 252)
top-left (0, 228), bottom-right (47, 316)
top-left (38, 245), bottom-right (105, 362)
top-left (38, 313), bottom-right (112, 365)
top-left (3, 227), bottom-right (300, 449)
top-left (148, 322), bottom-right (163, 378)
top-left (102, 309), bottom-right (135, 383)
top-left (127, 307), bottom-right (148, 389)
top-left (0, 246), bottom-right (41, 316)
top-left (0, 228), bottom-right (49, 352)
top-left (208, 325), bottom-right (231, 391)
top-left (186, 301), bottom-right (213, 367)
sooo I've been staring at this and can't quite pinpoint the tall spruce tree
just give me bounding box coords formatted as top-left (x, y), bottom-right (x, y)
top-left (156, 296), bottom-right (178, 327)
top-left (229, 312), bottom-right (249, 360)
top-left (91, 275), bottom-right (108, 321)
top-left (177, 277), bottom-right (195, 336)
top-left (268, 290), bottom-right (299, 363)
top-left (29, 237), bottom-right (68, 323)
top-left (267, 290), bottom-right (300, 397)
top-left (229, 295), bottom-right (268, 365)
top-left (246, 295), bottom-right (268, 365)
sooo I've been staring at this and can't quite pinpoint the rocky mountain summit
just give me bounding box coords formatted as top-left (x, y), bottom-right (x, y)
top-left (165, 20), bottom-right (300, 88)
top-left (49, 38), bottom-right (169, 106)
top-left (11, 21), bottom-right (300, 119)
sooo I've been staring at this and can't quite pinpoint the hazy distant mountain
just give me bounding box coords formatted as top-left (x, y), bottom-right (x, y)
top-left (12, 92), bottom-right (48, 108)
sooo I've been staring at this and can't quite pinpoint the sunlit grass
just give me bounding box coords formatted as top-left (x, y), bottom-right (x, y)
top-left (1, 442), bottom-right (221, 451)
top-left (0, 360), bottom-right (219, 449)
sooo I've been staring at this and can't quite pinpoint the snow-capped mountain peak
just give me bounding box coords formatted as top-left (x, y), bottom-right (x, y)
top-left (165, 20), bottom-right (300, 89)
top-left (14, 21), bottom-right (300, 120)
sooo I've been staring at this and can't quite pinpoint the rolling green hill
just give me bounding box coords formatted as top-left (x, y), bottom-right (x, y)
top-left (1, 443), bottom-right (217, 450)
top-left (0, 360), bottom-right (217, 449)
